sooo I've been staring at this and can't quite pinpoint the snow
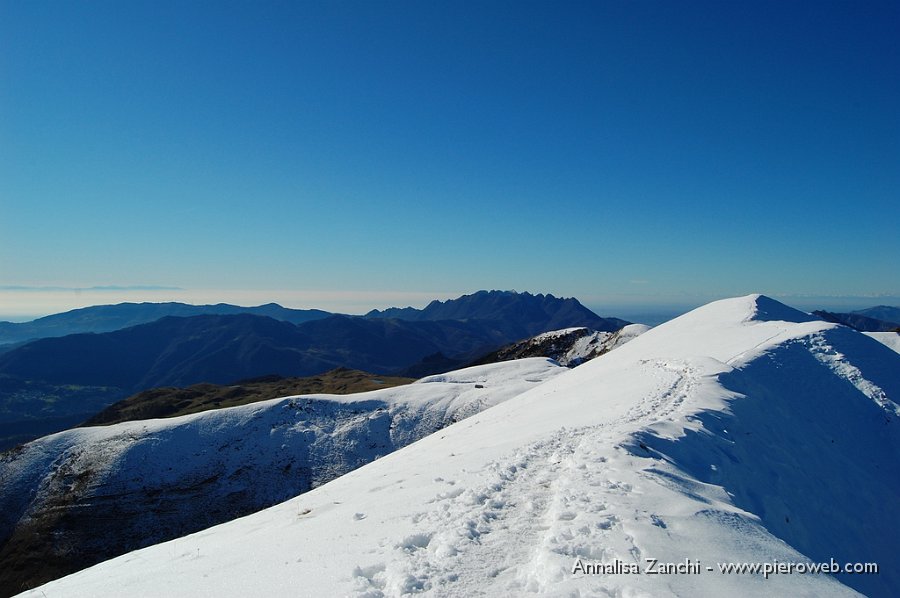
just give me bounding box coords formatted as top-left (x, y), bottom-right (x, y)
top-left (515, 323), bottom-right (650, 367)
top-left (18, 295), bottom-right (900, 598)
top-left (606, 322), bottom-right (651, 349)
top-left (559, 324), bottom-right (649, 366)
top-left (529, 327), bottom-right (589, 341)
top-left (864, 331), bottom-right (900, 354)
top-left (1, 358), bottom-right (566, 587)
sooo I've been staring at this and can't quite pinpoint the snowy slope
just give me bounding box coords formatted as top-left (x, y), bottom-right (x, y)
top-left (20, 295), bottom-right (900, 597)
top-left (0, 359), bottom-right (565, 594)
top-left (864, 331), bottom-right (900, 353)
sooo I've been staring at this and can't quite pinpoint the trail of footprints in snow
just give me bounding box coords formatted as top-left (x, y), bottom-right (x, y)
top-left (352, 360), bottom-right (691, 596)
top-left (623, 360), bottom-right (695, 423)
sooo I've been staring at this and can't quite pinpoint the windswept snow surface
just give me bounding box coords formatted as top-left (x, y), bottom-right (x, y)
top-left (22, 295), bottom-right (900, 598)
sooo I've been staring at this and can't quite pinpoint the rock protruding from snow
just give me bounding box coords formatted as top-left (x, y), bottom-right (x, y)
top-left (472, 323), bottom-right (650, 367)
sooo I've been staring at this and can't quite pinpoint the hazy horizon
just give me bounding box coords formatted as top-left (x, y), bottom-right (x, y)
top-left (1, 286), bottom-right (897, 326)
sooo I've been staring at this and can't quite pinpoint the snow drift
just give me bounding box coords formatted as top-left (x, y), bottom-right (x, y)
top-left (17, 295), bottom-right (900, 597)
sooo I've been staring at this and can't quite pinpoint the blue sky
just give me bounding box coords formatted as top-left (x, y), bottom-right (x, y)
top-left (2, 1), bottom-right (898, 318)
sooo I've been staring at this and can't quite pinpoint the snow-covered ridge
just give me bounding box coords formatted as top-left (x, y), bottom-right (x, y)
top-left (0, 359), bottom-right (565, 593)
top-left (528, 327), bottom-right (589, 340)
top-left (19, 295), bottom-right (900, 597)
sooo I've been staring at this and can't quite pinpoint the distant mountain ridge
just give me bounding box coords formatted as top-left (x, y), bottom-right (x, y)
top-left (0, 302), bottom-right (332, 345)
top-left (0, 313), bottom-right (489, 393)
top-left (0, 312), bottom-right (607, 393)
top-left (366, 290), bottom-right (628, 333)
top-left (0, 291), bottom-right (628, 448)
top-left (812, 309), bottom-right (899, 332)
top-left (0, 291), bottom-right (627, 391)
top-left (852, 305), bottom-right (900, 325)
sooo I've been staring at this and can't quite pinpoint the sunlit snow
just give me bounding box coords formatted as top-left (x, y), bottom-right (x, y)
top-left (17, 295), bottom-right (900, 597)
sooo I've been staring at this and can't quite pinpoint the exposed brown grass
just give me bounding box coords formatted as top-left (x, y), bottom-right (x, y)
top-left (82, 368), bottom-right (414, 426)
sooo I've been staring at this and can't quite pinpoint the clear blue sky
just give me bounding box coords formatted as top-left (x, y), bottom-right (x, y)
top-left (2, 0), bottom-right (898, 317)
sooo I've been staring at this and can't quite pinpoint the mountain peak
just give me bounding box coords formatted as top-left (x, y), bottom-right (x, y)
top-left (365, 290), bottom-right (628, 333)
top-left (747, 294), bottom-right (818, 323)
top-left (668, 294), bottom-right (817, 328)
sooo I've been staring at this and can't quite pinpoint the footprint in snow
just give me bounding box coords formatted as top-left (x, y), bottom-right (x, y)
top-left (398, 532), bottom-right (432, 552)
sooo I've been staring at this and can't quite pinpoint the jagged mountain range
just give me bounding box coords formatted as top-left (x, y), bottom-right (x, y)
top-left (0, 290), bottom-right (627, 347)
top-left (366, 290), bottom-right (629, 332)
